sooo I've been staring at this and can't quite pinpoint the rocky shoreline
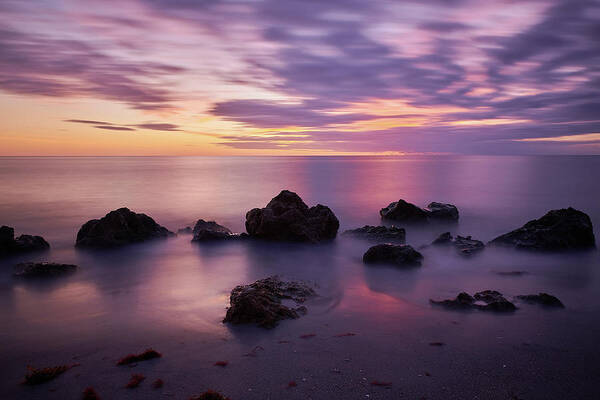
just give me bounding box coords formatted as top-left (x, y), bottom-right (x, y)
top-left (1, 191), bottom-right (596, 330)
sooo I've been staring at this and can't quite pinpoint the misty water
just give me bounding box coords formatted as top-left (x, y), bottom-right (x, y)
top-left (1, 156), bottom-right (599, 399)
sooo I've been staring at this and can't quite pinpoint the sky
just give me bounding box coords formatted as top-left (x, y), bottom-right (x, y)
top-left (0, 0), bottom-right (599, 156)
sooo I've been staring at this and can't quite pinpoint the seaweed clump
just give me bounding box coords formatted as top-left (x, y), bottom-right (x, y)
top-left (117, 348), bottom-right (161, 365)
top-left (22, 364), bottom-right (76, 385)
top-left (82, 387), bottom-right (101, 399)
top-left (125, 373), bottom-right (145, 388)
top-left (189, 390), bottom-right (230, 400)
top-left (152, 378), bottom-right (164, 388)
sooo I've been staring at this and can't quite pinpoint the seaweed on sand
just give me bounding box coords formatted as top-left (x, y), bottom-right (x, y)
top-left (125, 373), bottom-right (145, 388)
top-left (189, 390), bottom-right (230, 400)
top-left (116, 348), bottom-right (161, 365)
top-left (22, 364), bottom-right (78, 385)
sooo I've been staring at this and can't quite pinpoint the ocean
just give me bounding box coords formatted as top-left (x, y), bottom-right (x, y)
top-left (1, 155), bottom-right (599, 399)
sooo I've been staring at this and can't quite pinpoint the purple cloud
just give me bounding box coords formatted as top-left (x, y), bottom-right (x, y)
top-left (1, 0), bottom-right (599, 154)
top-left (0, 27), bottom-right (178, 110)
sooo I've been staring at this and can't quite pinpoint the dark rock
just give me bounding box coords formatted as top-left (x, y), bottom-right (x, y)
top-left (495, 271), bottom-right (528, 276)
top-left (431, 290), bottom-right (517, 312)
top-left (380, 200), bottom-right (429, 222)
top-left (429, 292), bottom-right (474, 309)
top-left (432, 231), bottom-right (453, 245)
top-left (14, 235), bottom-right (50, 252)
top-left (472, 290), bottom-right (517, 311)
top-left (380, 199), bottom-right (459, 222)
top-left (343, 225), bottom-right (406, 242)
top-left (192, 219), bottom-right (234, 241)
top-left (177, 226), bottom-right (193, 234)
top-left (432, 232), bottom-right (485, 256)
top-left (425, 202), bottom-right (459, 220)
top-left (454, 235), bottom-right (485, 256)
top-left (0, 226), bottom-right (15, 250)
top-left (0, 226), bottom-right (49, 257)
top-left (245, 190), bottom-right (339, 243)
top-left (516, 293), bottom-right (564, 308)
top-left (363, 244), bottom-right (423, 267)
top-left (13, 262), bottom-right (77, 277)
top-left (489, 207), bottom-right (595, 251)
top-left (223, 276), bottom-right (316, 328)
top-left (75, 208), bottom-right (173, 248)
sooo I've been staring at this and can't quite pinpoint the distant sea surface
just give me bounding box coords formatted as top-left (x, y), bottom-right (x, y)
top-left (1, 156), bottom-right (599, 399)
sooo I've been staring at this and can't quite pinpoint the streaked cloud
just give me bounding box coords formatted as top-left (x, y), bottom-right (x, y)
top-left (517, 133), bottom-right (600, 143)
top-left (0, 0), bottom-right (599, 154)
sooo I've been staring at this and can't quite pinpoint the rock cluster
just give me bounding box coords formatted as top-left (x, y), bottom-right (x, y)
top-left (13, 262), bottom-right (77, 277)
top-left (245, 190), bottom-right (339, 243)
top-left (432, 232), bottom-right (485, 256)
top-left (430, 290), bottom-right (517, 312)
top-left (0, 226), bottom-right (49, 257)
top-left (363, 244), bottom-right (423, 267)
top-left (75, 208), bottom-right (173, 248)
top-left (489, 207), bottom-right (595, 251)
top-left (223, 276), bottom-right (316, 328)
top-left (380, 200), bottom-right (458, 222)
top-left (431, 291), bottom-right (565, 312)
top-left (343, 225), bottom-right (406, 242)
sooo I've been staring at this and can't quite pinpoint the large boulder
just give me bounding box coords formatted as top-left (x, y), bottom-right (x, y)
top-left (363, 244), bottom-right (423, 267)
top-left (489, 207), bottom-right (595, 251)
top-left (223, 276), bottom-right (316, 328)
top-left (380, 200), bottom-right (459, 222)
top-left (0, 226), bottom-right (49, 257)
top-left (13, 262), bottom-right (77, 277)
top-left (343, 225), bottom-right (406, 242)
top-left (75, 208), bottom-right (173, 248)
top-left (245, 190), bottom-right (339, 242)
top-left (192, 219), bottom-right (234, 241)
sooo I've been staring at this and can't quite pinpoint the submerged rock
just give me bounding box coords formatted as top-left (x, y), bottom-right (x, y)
top-left (495, 270), bottom-right (528, 276)
top-left (363, 244), bottom-right (423, 267)
top-left (223, 276), bottom-right (316, 328)
top-left (430, 290), bottom-right (517, 312)
top-left (429, 292), bottom-right (474, 309)
top-left (75, 208), bottom-right (173, 248)
top-left (489, 207), bottom-right (595, 251)
top-left (425, 202), bottom-right (459, 221)
top-left (432, 232), bottom-right (485, 256)
top-left (13, 262), bottom-right (77, 277)
top-left (192, 219), bottom-right (234, 241)
top-left (380, 200), bottom-right (459, 222)
top-left (343, 225), bottom-right (406, 242)
top-left (516, 293), bottom-right (564, 308)
top-left (245, 190), bottom-right (339, 242)
top-left (0, 226), bottom-right (49, 257)
top-left (432, 231), bottom-right (453, 245)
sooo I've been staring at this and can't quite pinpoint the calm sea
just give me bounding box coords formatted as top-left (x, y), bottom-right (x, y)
top-left (1, 156), bottom-right (599, 399)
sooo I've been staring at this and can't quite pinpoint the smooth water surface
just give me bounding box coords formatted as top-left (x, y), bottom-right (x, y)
top-left (1, 156), bottom-right (599, 399)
